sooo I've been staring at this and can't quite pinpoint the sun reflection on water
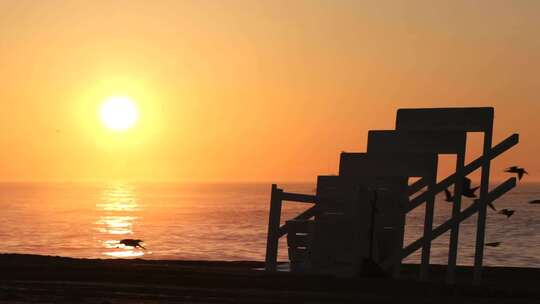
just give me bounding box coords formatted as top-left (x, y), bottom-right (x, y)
top-left (95, 183), bottom-right (147, 258)
top-left (97, 183), bottom-right (141, 211)
top-left (95, 216), bottom-right (136, 235)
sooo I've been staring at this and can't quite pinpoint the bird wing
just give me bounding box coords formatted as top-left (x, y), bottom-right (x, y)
top-left (497, 209), bottom-right (507, 214)
top-left (505, 166), bottom-right (517, 171)
top-left (518, 171), bottom-right (524, 180)
top-left (444, 188), bottom-right (452, 201)
top-left (462, 177), bottom-right (472, 189)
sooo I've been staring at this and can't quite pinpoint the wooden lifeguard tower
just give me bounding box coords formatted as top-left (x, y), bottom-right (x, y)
top-left (265, 107), bottom-right (519, 284)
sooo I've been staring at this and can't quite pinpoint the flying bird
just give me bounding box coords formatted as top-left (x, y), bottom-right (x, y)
top-left (473, 198), bottom-right (497, 211)
top-left (504, 166), bottom-right (528, 180)
top-left (446, 185), bottom-right (496, 211)
top-left (485, 242), bottom-right (501, 247)
top-left (462, 177), bottom-right (479, 198)
top-left (119, 239), bottom-right (146, 250)
top-left (487, 201), bottom-right (497, 211)
top-left (443, 188), bottom-right (454, 202)
top-left (497, 208), bottom-right (515, 218)
top-left (528, 200), bottom-right (540, 205)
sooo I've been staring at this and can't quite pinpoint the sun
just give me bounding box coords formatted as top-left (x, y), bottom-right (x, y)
top-left (99, 96), bottom-right (139, 131)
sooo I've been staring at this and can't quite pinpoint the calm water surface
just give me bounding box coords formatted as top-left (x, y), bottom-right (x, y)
top-left (0, 182), bottom-right (538, 267)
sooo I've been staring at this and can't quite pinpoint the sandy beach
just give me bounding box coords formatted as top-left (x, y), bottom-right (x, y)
top-left (0, 254), bottom-right (538, 303)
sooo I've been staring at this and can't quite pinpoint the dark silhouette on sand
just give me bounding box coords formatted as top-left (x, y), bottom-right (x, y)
top-left (265, 107), bottom-right (520, 285)
top-left (360, 189), bottom-right (390, 278)
top-left (504, 166), bottom-right (528, 180)
top-left (497, 209), bottom-right (515, 218)
top-left (119, 239), bottom-right (146, 250)
top-left (462, 177), bottom-right (479, 198)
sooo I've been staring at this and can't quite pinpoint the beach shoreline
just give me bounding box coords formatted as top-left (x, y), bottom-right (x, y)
top-left (0, 253), bottom-right (538, 303)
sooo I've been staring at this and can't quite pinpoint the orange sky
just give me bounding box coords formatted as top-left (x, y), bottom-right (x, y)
top-left (0, 1), bottom-right (539, 183)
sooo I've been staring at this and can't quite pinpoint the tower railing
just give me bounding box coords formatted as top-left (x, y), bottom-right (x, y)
top-left (264, 107), bottom-right (520, 285)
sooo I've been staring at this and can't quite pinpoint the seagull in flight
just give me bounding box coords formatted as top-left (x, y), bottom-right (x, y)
top-left (504, 166), bottom-right (528, 180)
top-left (446, 185), bottom-right (496, 211)
top-left (119, 239), bottom-right (146, 250)
top-left (485, 242), bottom-right (501, 247)
top-left (473, 198), bottom-right (497, 211)
top-left (443, 188), bottom-right (454, 202)
top-left (487, 201), bottom-right (497, 211)
top-left (462, 177), bottom-right (479, 198)
top-left (497, 208), bottom-right (515, 218)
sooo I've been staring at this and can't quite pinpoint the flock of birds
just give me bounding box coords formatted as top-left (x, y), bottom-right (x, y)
top-left (443, 166), bottom-right (536, 248)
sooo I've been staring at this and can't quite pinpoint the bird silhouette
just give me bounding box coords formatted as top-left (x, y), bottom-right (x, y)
top-left (528, 200), bottom-right (540, 205)
top-left (462, 177), bottom-right (479, 198)
top-left (504, 166), bottom-right (528, 180)
top-left (473, 198), bottom-right (497, 211)
top-left (446, 185), bottom-right (496, 210)
top-left (119, 239), bottom-right (146, 250)
top-left (497, 208), bottom-right (515, 218)
top-left (443, 188), bottom-right (454, 202)
top-left (487, 201), bottom-right (497, 211)
top-left (485, 242), bottom-right (501, 247)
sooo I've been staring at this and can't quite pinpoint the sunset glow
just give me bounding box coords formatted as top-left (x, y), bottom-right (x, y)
top-left (0, 1), bottom-right (538, 183)
top-left (0, 2), bottom-right (539, 300)
top-left (99, 97), bottom-right (139, 132)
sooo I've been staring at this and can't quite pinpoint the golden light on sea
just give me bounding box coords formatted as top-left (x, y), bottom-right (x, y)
top-left (95, 183), bottom-right (148, 258)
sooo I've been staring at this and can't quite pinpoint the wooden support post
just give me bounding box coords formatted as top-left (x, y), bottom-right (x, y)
top-left (474, 127), bottom-right (493, 284)
top-left (393, 200), bottom-right (407, 279)
top-left (281, 192), bottom-right (316, 203)
top-left (407, 134), bottom-right (518, 213)
top-left (265, 184), bottom-right (283, 271)
top-left (419, 174), bottom-right (438, 281)
top-left (408, 177), bottom-right (428, 196)
top-left (446, 148), bottom-right (466, 284)
top-left (278, 205), bottom-right (318, 237)
top-left (381, 177), bottom-right (516, 270)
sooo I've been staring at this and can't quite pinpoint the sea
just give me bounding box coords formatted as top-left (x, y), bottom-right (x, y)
top-left (0, 182), bottom-right (538, 267)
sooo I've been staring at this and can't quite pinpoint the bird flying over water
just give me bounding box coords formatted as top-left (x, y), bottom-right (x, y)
top-left (485, 242), bottom-right (501, 247)
top-left (487, 201), bottom-right (497, 211)
top-left (473, 198), bottom-right (497, 211)
top-left (443, 188), bottom-right (454, 202)
top-left (504, 166), bottom-right (528, 180)
top-left (119, 239), bottom-right (146, 250)
top-left (462, 177), bottom-right (479, 198)
top-left (497, 208), bottom-right (515, 218)
top-left (445, 184), bottom-right (496, 210)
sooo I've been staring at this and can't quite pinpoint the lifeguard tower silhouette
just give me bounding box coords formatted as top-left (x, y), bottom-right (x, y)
top-left (265, 107), bottom-right (519, 284)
